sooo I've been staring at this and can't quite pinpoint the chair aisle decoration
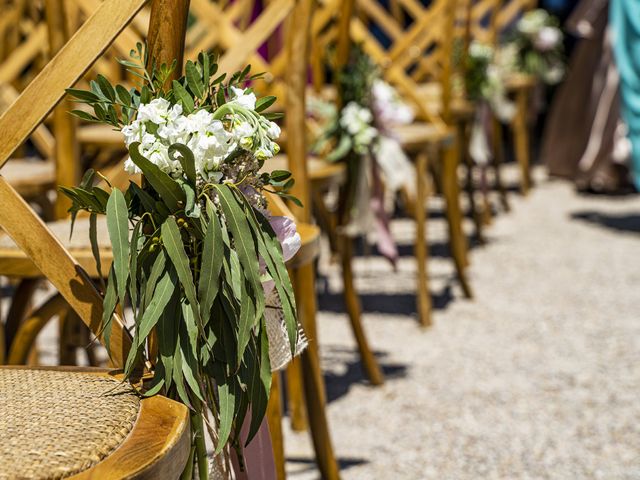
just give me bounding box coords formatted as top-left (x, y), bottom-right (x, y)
top-left (62, 46), bottom-right (307, 477)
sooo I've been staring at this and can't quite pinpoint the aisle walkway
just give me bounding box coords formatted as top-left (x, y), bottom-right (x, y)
top-left (285, 172), bottom-right (640, 479)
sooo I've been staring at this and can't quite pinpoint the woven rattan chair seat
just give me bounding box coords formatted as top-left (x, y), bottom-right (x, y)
top-left (0, 369), bottom-right (140, 480)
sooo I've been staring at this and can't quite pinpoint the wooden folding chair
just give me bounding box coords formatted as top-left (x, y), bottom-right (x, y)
top-left (323, 0), bottom-right (473, 327)
top-left (0, 1), bottom-right (191, 477)
top-left (469, 0), bottom-right (538, 196)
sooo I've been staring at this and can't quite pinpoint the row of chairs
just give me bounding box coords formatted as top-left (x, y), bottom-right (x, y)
top-left (0, 0), bottom-right (539, 477)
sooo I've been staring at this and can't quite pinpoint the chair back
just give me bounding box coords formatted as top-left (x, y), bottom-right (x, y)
top-left (0, 0), bottom-right (153, 368)
top-left (331, 0), bottom-right (457, 129)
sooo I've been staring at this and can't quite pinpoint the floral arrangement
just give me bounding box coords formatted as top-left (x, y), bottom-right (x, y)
top-left (458, 41), bottom-right (515, 123)
top-left (61, 44), bottom-right (303, 478)
top-left (511, 9), bottom-right (565, 84)
top-left (310, 45), bottom-right (414, 263)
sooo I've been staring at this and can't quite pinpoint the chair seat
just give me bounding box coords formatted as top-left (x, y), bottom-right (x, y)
top-left (263, 154), bottom-right (346, 190)
top-left (0, 367), bottom-right (190, 479)
top-left (77, 124), bottom-right (125, 147)
top-left (0, 208), bottom-right (318, 276)
top-left (0, 216), bottom-right (111, 278)
top-left (2, 158), bottom-right (55, 198)
top-left (390, 122), bottom-right (454, 152)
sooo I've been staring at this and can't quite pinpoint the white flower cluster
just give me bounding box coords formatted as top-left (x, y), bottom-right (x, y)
top-left (517, 9), bottom-right (562, 52)
top-left (371, 79), bottom-right (414, 129)
top-left (122, 87), bottom-right (280, 182)
top-left (469, 41), bottom-right (494, 62)
top-left (340, 101), bottom-right (379, 154)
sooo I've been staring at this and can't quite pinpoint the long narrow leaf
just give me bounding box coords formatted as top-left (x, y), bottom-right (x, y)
top-left (161, 217), bottom-right (202, 326)
top-left (106, 189), bottom-right (130, 306)
top-left (198, 199), bottom-right (223, 323)
top-left (214, 185), bottom-right (265, 320)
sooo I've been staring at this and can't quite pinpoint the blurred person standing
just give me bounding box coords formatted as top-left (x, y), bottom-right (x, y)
top-left (610, 0), bottom-right (640, 190)
top-left (541, 0), bottom-right (635, 193)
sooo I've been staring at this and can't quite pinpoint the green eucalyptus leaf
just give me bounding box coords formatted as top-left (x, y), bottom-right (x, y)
top-left (172, 343), bottom-right (193, 409)
top-left (128, 221), bottom-right (142, 315)
top-left (161, 217), bottom-right (202, 326)
top-left (172, 79), bottom-right (195, 113)
top-left (185, 60), bottom-right (205, 99)
top-left (106, 189), bottom-right (130, 306)
top-left (180, 182), bottom-right (201, 219)
top-left (215, 377), bottom-right (237, 454)
top-left (242, 327), bottom-right (271, 445)
top-left (134, 266), bottom-right (176, 347)
top-left (144, 250), bottom-right (166, 310)
top-left (169, 143), bottom-right (197, 186)
top-left (88, 213), bottom-right (104, 286)
top-left (101, 266), bottom-right (117, 351)
top-left (214, 185), bottom-right (265, 320)
top-left (157, 288), bottom-right (180, 389)
top-left (198, 199), bottom-right (224, 322)
top-left (69, 110), bottom-right (98, 122)
top-left (236, 279), bottom-right (256, 365)
top-left (255, 95), bottom-right (277, 112)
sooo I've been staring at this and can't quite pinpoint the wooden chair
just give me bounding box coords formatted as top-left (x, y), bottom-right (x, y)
top-left (323, 0), bottom-right (473, 327)
top-left (0, 1), bottom-right (191, 477)
top-left (469, 0), bottom-right (538, 196)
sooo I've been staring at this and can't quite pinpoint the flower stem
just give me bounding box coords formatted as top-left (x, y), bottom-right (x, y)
top-left (192, 408), bottom-right (209, 480)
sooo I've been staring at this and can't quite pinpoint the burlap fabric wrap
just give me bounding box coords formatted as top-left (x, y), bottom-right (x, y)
top-left (0, 369), bottom-right (140, 480)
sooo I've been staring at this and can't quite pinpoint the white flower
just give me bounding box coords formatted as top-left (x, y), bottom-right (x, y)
top-left (124, 157), bottom-right (141, 174)
top-left (341, 102), bottom-right (373, 135)
top-left (230, 86), bottom-right (257, 110)
top-left (186, 109), bottom-right (215, 134)
top-left (543, 64), bottom-right (565, 84)
top-left (121, 120), bottom-right (145, 147)
top-left (534, 26), bottom-right (562, 52)
top-left (517, 9), bottom-right (549, 36)
top-left (137, 98), bottom-right (171, 124)
top-left (266, 121), bottom-right (281, 140)
top-left (371, 80), bottom-right (414, 127)
top-left (255, 146), bottom-right (273, 161)
top-left (469, 41), bottom-right (493, 61)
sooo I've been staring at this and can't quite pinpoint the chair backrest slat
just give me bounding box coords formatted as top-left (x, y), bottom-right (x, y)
top-left (0, 0), bottom-right (148, 168)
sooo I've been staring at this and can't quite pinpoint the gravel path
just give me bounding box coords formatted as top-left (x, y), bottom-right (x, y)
top-left (285, 171), bottom-right (640, 479)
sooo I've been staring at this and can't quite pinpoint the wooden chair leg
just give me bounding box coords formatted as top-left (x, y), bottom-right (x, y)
top-left (286, 359), bottom-right (308, 432)
top-left (414, 150), bottom-right (433, 327)
top-left (479, 165), bottom-right (493, 226)
top-left (4, 277), bottom-right (39, 352)
top-left (459, 122), bottom-right (485, 244)
top-left (267, 372), bottom-right (287, 480)
top-left (491, 117), bottom-right (510, 212)
top-left (513, 88), bottom-right (532, 195)
top-left (441, 143), bottom-right (473, 299)
top-left (7, 293), bottom-right (66, 365)
top-left (292, 263), bottom-right (341, 480)
top-left (338, 236), bottom-right (384, 385)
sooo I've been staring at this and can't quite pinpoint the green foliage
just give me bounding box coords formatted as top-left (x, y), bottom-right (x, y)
top-left (60, 49), bottom-right (299, 470)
